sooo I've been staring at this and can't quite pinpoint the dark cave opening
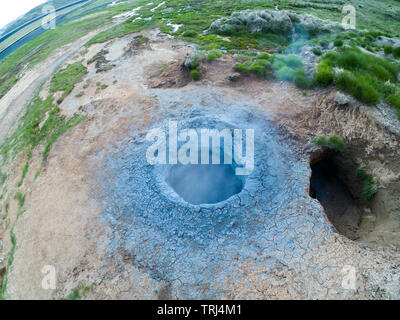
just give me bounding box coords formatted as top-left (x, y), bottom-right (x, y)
top-left (310, 155), bottom-right (362, 240)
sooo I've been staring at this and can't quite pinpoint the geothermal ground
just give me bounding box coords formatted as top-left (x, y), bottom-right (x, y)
top-left (0, 29), bottom-right (399, 299)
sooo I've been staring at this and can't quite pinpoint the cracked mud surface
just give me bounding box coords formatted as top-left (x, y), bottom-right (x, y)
top-left (93, 87), bottom-right (326, 299)
top-left (1, 30), bottom-right (399, 299)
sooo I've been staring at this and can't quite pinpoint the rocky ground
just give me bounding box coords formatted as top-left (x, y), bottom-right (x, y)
top-left (0, 28), bottom-right (399, 299)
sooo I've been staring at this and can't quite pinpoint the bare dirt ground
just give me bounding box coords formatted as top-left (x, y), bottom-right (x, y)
top-left (1, 29), bottom-right (399, 299)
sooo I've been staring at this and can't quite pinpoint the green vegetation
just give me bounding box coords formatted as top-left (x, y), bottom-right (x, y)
top-left (235, 52), bottom-right (273, 78)
top-left (319, 40), bottom-right (329, 48)
top-left (206, 50), bottom-right (222, 62)
top-left (312, 135), bottom-right (346, 152)
top-left (135, 35), bottom-right (149, 45)
top-left (312, 48), bottom-right (322, 56)
top-left (42, 114), bottom-right (84, 162)
top-left (17, 162), bottom-right (29, 187)
top-left (314, 62), bottom-right (334, 87)
top-left (50, 62), bottom-right (88, 104)
top-left (336, 71), bottom-right (380, 105)
top-left (190, 69), bottom-right (200, 81)
top-left (60, 283), bottom-right (94, 300)
top-left (386, 95), bottom-right (400, 117)
top-left (384, 46), bottom-right (393, 55)
top-left (0, 192), bottom-right (25, 300)
top-left (272, 54), bottom-right (304, 82)
top-left (61, 287), bottom-right (80, 300)
top-left (182, 30), bottom-right (198, 37)
top-left (86, 0), bottom-right (288, 49)
top-left (333, 39), bottom-right (343, 47)
top-left (0, 171), bottom-right (6, 186)
top-left (0, 95), bottom-right (84, 164)
top-left (393, 47), bottom-right (400, 59)
top-left (314, 48), bottom-right (400, 109)
top-left (294, 69), bottom-right (309, 89)
top-left (234, 52), bottom-right (310, 87)
top-left (356, 169), bottom-right (378, 200)
top-left (96, 82), bottom-right (108, 90)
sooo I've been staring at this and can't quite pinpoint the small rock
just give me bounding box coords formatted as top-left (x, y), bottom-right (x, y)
top-left (334, 92), bottom-right (351, 106)
top-left (364, 208), bottom-right (372, 214)
top-left (182, 52), bottom-right (198, 69)
top-left (304, 142), bottom-right (318, 153)
top-left (360, 214), bottom-right (376, 232)
top-left (228, 73), bottom-right (241, 82)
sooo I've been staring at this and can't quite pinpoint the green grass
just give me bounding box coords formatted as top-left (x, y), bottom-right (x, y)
top-left (386, 94), bottom-right (400, 118)
top-left (62, 287), bottom-right (81, 300)
top-left (333, 39), bottom-right (343, 47)
top-left (235, 52), bottom-right (274, 79)
top-left (0, 171), bottom-right (6, 186)
top-left (312, 135), bottom-right (346, 152)
top-left (86, 0), bottom-right (289, 50)
top-left (182, 30), bottom-right (198, 37)
top-left (206, 49), bottom-right (222, 62)
top-left (336, 71), bottom-right (380, 105)
top-left (294, 69), bottom-right (309, 89)
top-left (312, 48), bottom-right (322, 56)
top-left (60, 283), bottom-right (94, 300)
top-left (356, 169), bottom-right (378, 200)
top-left (276, 66), bottom-right (297, 81)
top-left (384, 46), bottom-right (393, 55)
top-left (17, 162), bottom-right (29, 187)
top-left (272, 54), bottom-right (304, 82)
top-left (190, 69), bottom-right (200, 81)
top-left (42, 114), bottom-right (85, 162)
top-left (393, 47), bottom-right (400, 59)
top-left (1, 96), bottom-right (54, 161)
top-left (314, 48), bottom-right (400, 108)
top-left (387, 94), bottom-right (400, 108)
top-left (314, 63), bottom-right (334, 87)
top-left (235, 52), bottom-right (308, 85)
top-left (50, 62), bottom-right (88, 104)
top-left (0, 94), bottom-right (85, 165)
top-left (0, 192), bottom-right (25, 300)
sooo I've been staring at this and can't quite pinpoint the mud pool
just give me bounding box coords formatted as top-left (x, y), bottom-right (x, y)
top-left (167, 163), bottom-right (245, 205)
top-left (92, 88), bottom-right (374, 298)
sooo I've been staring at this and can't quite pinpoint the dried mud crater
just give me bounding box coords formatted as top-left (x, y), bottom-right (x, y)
top-left (0, 29), bottom-right (399, 299)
